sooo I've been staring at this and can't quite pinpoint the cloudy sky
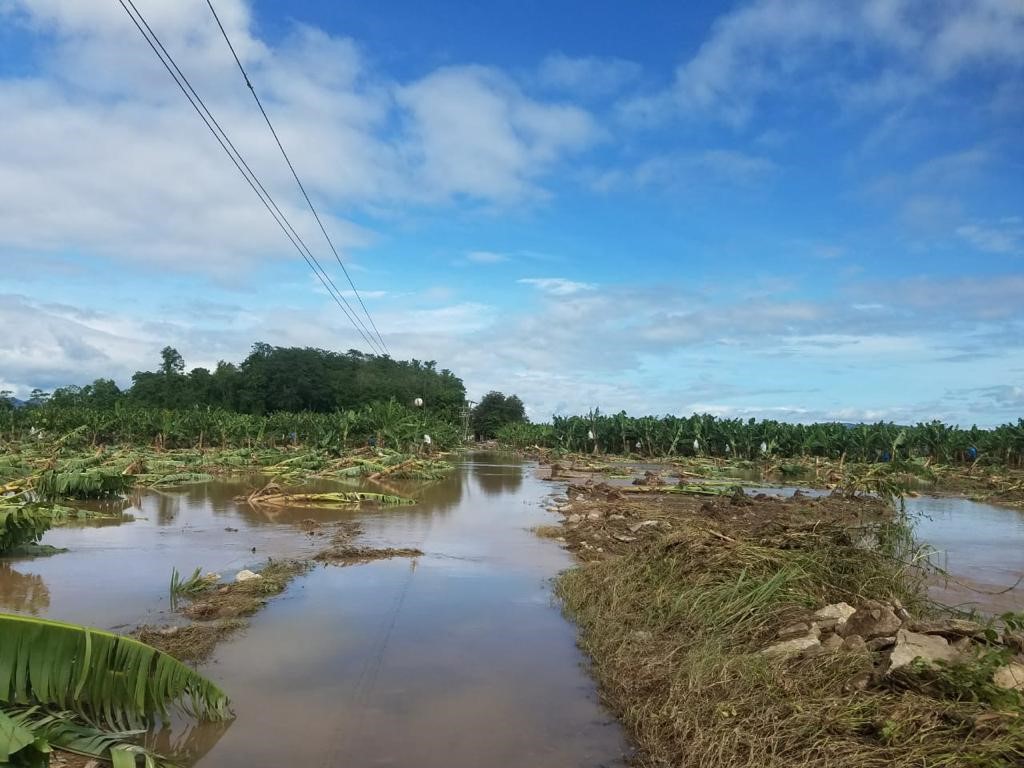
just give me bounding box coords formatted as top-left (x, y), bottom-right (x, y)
top-left (1, 0), bottom-right (1022, 425)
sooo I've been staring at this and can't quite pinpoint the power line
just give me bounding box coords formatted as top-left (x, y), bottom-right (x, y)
top-left (116, 0), bottom-right (385, 355)
top-left (205, 0), bottom-right (391, 357)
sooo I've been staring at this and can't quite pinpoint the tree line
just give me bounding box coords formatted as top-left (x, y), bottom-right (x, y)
top-left (5, 343), bottom-right (467, 416)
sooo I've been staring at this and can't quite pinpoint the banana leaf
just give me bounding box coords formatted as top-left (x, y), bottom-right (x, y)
top-left (0, 708), bottom-right (49, 766)
top-left (0, 614), bottom-right (231, 730)
top-left (247, 491), bottom-right (415, 507)
top-left (2, 705), bottom-right (165, 767)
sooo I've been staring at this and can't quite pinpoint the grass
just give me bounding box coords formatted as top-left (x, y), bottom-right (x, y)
top-left (556, 519), bottom-right (1024, 767)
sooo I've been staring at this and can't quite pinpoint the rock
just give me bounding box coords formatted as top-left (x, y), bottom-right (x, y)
top-left (761, 634), bottom-right (821, 658)
top-left (909, 618), bottom-right (985, 639)
top-left (628, 520), bottom-right (662, 533)
top-left (235, 569), bottom-right (262, 583)
top-left (586, 511), bottom-right (602, 521)
top-left (156, 626), bottom-right (180, 637)
top-left (842, 634), bottom-right (867, 652)
top-left (815, 618), bottom-right (839, 632)
top-left (993, 662), bottom-right (1024, 691)
top-left (608, 514), bottom-right (626, 521)
top-left (843, 670), bottom-right (872, 692)
top-left (888, 629), bottom-right (961, 672)
top-left (839, 601), bottom-right (902, 640)
top-left (631, 630), bottom-right (653, 643)
top-left (612, 534), bottom-right (637, 543)
top-left (777, 622), bottom-right (814, 640)
top-left (821, 634), bottom-right (844, 651)
top-left (566, 514), bottom-right (582, 524)
top-left (218, 586), bottom-right (230, 594)
top-left (814, 602), bottom-right (857, 626)
top-left (866, 636), bottom-right (897, 652)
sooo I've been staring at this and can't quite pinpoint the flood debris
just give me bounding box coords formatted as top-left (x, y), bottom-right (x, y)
top-left (546, 482), bottom-right (1024, 767)
top-left (312, 522), bottom-right (422, 565)
top-left (136, 619), bottom-right (246, 663)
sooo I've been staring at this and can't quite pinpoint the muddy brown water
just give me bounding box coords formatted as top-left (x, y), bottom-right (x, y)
top-left (1, 454), bottom-right (630, 767)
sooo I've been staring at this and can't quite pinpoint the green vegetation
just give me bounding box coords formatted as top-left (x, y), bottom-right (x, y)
top-left (0, 612), bottom-right (231, 766)
top-left (470, 391), bottom-right (526, 439)
top-left (498, 410), bottom-right (1024, 465)
top-left (8, 343), bottom-right (465, 416)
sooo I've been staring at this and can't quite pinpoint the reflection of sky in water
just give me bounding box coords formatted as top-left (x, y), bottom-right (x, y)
top-left (905, 496), bottom-right (1024, 587)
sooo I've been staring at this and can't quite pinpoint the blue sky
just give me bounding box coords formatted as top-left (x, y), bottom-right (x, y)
top-left (1, 0), bottom-right (1022, 424)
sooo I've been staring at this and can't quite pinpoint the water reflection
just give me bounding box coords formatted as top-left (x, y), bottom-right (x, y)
top-left (469, 455), bottom-right (524, 497)
top-left (0, 562), bottom-right (51, 614)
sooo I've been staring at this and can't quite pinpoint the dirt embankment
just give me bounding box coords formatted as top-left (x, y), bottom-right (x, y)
top-left (544, 481), bottom-right (1024, 767)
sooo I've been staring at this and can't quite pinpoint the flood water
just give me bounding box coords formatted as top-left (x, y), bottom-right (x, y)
top-left (739, 485), bottom-right (1024, 616)
top-left (0, 454), bottom-right (630, 767)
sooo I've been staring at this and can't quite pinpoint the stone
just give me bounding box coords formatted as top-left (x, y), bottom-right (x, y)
top-left (821, 634), bottom-right (844, 651)
top-left (814, 602), bottom-right (857, 625)
top-left (566, 514), bottom-right (582, 524)
top-left (888, 629), bottom-right (961, 672)
top-left (843, 670), bottom-right (872, 692)
top-left (865, 636), bottom-right (897, 652)
top-left (235, 569), bottom-right (262, 583)
top-left (842, 634), bottom-right (867, 652)
top-left (909, 618), bottom-right (985, 639)
top-left (586, 511), bottom-right (602, 521)
top-left (815, 617), bottom-right (839, 632)
top-left (608, 514), bottom-right (626, 521)
top-left (761, 634), bottom-right (821, 659)
top-left (628, 520), bottom-right (662, 533)
top-left (993, 662), bottom-right (1024, 691)
top-left (839, 601), bottom-right (902, 639)
top-left (777, 622), bottom-right (814, 640)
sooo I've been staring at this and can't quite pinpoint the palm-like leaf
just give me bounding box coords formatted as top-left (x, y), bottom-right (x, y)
top-left (2, 705), bottom-right (164, 768)
top-left (0, 614), bottom-right (231, 729)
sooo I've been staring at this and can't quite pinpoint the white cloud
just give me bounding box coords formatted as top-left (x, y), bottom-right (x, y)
top-left (618, 0), bottom-right (1024, 126)
top-left (0, 1), bottom-right (600, 278)
top-left (956, 217), bottom-right (1024, 255)
top-left (396, 66), bottom-right (599, 204)
top-left (517, 278), bottom-right (597, 296)
top-left (465, 250), bottom-right (508, 264)
top-left (537, 53), bottom-right (641, 96)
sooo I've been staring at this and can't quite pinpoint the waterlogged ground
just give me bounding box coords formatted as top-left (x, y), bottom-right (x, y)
top-left (2, 454), bottom-right (1023, 765)
top-left (1, 454), bottom-right (630, 767)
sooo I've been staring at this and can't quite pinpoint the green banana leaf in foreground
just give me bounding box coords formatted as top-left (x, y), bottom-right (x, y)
top-left (0, 614), bottom-right (231, 730)
top-left (0, 705), bottom-right (164, 767)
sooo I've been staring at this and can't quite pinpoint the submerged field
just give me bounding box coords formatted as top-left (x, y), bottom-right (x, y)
top-left (2, 425), bottom-right (1024, 767)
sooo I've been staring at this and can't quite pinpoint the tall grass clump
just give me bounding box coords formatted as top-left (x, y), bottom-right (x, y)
top-left (557, 520), bottom-right (1024, 767)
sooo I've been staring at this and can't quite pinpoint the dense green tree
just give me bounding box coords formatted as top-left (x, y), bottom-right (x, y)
top-left (471, 391), bottom-right (527, 439)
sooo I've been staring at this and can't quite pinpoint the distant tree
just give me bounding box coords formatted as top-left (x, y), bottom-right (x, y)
top-left (471, 391), bottom-right (527, 439)
top-left (27, 389), bottom-right (51, 408)
top-left (0, 390), bottom-right (14, 411)
top-left (160, 347), bottom-right (185, 377)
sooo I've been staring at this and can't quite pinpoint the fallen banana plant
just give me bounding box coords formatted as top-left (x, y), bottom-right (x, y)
top-left (0, 613), bottom-right (231, 729)
top-left (242, 485), bottom-right (415, 508)
top-left (0, 506), bottom-right (52, 555)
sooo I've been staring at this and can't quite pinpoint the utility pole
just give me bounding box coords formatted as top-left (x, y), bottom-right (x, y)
top-left (461, 400), bottom-right (476, 443)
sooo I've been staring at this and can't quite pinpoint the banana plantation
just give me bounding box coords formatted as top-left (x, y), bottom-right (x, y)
top-left (497, 412), bottom-right (1024, 466)
top-left (1, 401), bottom-right (463, 453)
